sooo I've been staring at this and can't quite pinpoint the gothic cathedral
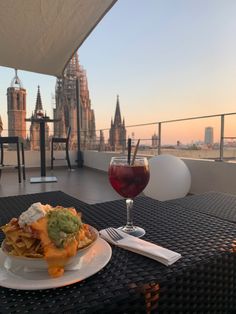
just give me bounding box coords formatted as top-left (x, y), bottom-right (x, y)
top-left (53, 52), bottom-right (96, 150)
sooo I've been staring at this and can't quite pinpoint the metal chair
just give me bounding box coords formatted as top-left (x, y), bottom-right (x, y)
top-left (0, 137), bottom-right (26, 183)
top-left (51, 126), bottom-right (72, 170)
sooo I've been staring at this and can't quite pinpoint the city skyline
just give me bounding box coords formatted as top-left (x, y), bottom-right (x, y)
top-left (0, 0), bottom-right (236, 144)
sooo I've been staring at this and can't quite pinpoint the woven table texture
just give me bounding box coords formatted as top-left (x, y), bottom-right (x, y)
top-left (0, 191), bottom-right (88, 227)
top-left (169, 191), bottom-right (236, 222)
top-left (0, 192), bottom-right (235, 313)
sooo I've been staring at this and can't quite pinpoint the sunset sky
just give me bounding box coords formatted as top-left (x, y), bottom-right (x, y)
top-left (0, 0), bottom-right (236, 144)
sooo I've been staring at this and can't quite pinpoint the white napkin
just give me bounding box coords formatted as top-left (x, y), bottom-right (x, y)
top-left (100, 228), bottom-right (181, 266)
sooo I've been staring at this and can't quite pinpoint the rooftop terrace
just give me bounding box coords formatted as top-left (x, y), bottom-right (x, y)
top-left (0, 166), bottom-right (122, 204)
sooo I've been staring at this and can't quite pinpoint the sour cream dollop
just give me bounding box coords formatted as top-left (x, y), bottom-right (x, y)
top-left (18, 202), bottom-right (51, 228)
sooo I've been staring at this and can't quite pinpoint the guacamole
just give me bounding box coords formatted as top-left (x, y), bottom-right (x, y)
top-left (47, 208), bottom-right (82, 248)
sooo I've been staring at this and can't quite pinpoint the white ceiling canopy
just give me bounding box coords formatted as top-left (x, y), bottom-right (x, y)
top-left (0, 0), bottom-right (117, 77)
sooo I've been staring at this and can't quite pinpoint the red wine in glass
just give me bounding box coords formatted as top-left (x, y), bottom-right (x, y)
top-left (108, 157), bottom-right (150, 237)
top-left (109, 164), bottom-right (150, 198)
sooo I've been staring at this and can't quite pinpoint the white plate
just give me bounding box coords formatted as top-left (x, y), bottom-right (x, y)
top-left (0, 238), bottom-right (111, 290)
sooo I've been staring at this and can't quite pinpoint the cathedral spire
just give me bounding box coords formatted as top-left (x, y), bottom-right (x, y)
top-left (35, 85), bottom-right (43, 112)
top-left (109, 95), bottom-right (126, 151)
top-left (34, 85), bottom-right (44, 119)
top-left (65, 52), bottom-right (79, 79)
top-left (114, 95), bottom-right (122, 125)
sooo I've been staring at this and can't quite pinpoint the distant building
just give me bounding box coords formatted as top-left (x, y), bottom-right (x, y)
top-left (54, 52), bottom-right (96, 150)
top-left (7, 70), bottom-right (26, 141)
top-left (204, 127), bottom-right (214, 146)
top-left (29, 86), bottom-right (49, 150)
top-left (109, 95), bottom-right (126, 151)
top-left (99, 130), bottom-right (105, 151)
top-left (131, 132), bottom-right (135, 146)
top-left (152, 133), bottom-right (159, 148)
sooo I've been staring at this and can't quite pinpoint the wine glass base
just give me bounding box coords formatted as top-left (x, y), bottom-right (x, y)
top-left (118, 226), bottom-right (145, 238)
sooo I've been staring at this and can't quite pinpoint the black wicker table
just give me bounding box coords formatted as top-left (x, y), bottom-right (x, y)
top-left (0, 191), bottom-right (236, 313)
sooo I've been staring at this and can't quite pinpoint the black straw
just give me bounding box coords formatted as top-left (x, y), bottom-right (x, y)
top-left (127, 138), bottom-right (131, 165)
top-left (131, 139), bottom-right (140, 165)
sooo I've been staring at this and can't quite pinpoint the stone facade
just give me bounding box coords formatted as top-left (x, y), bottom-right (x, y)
top-left (53, 53), bottom-right (96, 150)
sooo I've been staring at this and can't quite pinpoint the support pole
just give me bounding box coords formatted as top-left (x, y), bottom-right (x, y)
top-left (158, 122), bottom-right (161, 155)
top-left (219, 115), bottom-right (224, 161)
top-left (40, 119), bottom-right (46, 176)
top-left (76, 77), bottom-right (83, 167)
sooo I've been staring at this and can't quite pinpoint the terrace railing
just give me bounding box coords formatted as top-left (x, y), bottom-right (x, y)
top-left (2, 112), bottom-right (236, 161)
top-left (95, 112), bottom-right (236, 161)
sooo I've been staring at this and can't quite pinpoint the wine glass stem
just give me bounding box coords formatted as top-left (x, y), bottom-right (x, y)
top-left (126, 198), bottom-right (134, 228)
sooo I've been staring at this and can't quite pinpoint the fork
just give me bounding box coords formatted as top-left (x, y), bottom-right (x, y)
top-left (105, 227), bottom-right (124, 242)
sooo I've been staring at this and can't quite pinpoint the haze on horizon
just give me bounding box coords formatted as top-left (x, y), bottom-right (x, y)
top-left (0, 0), bottom-right (236, 145)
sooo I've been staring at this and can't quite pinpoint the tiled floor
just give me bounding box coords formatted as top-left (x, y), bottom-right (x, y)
top-left (0, 167), bottom-right (122, 204)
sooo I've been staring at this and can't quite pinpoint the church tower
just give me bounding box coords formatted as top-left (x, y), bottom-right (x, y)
top-left (7, 69), bottom-right (26, 140)
top-left (109, 95), bottom-right (126, 151)
top-left (54, 52), bottom-right (96, 150)
top-left (30, 86), bottom-right (49, 150)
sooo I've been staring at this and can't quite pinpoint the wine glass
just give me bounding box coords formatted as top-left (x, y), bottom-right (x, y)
top-left (108, 156), bottom-right (150, 237)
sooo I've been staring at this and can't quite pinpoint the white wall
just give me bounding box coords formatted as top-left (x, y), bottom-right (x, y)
top-left (83, 151), bottom-right (120, 172)
top-left (83, 151), bottom-right (236, 196)
top-left (183, 158), bottom-right (236, 195)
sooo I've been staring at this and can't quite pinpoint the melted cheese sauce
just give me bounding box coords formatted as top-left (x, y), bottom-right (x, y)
top-left (31, 215), bottom-right (78, 278)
